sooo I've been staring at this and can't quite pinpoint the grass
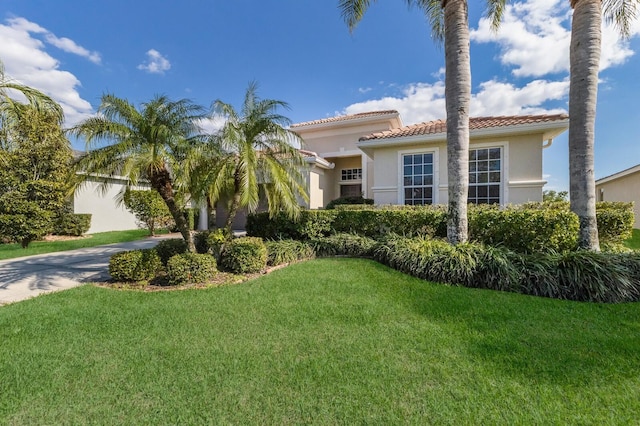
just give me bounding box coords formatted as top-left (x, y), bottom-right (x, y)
top-left (0, 229), bottom-right (167, 261)
top-left (624, 228), bottom-right (640, 250)
top-left (1, 258), bottom-right (639, 424)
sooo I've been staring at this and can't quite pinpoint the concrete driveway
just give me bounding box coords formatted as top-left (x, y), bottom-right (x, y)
top-left (0, 234), bottom-right (178, 305)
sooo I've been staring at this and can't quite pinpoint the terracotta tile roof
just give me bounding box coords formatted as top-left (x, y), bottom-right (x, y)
top-left (359, 113), bottom-right (569, 141)
top-left (291, 110), bottom-right (399, 128)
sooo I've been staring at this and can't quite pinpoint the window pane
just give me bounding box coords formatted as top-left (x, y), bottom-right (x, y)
top-left (424, 175), bottom-right (433, 185)
top-left (478, 173), bottom-right (488, 183)
top-left (470, 150), bottom-right (477, 160)
top-left (478, 186), bottom-right (488, 197)
top-left (489, 185), bottom-right (500, 197)
top-left (414, 165), bottom-right (423, 175)
top-left (413, 176), bottom-right (422, 186)
top-left (424, 153), bottom-right (433, 163)
top-left (478, 149), bottom-right (489, 160)
top-left (478, 161), bottom-right (488, 172)
top-left (489, 148), bottom-right (501, 159)
top-left (404, 155), bottom-right (413, 165)
top-left (413, 154), bottom-right (423, 164)
top-left (489, 172), bottom-right (501, 183)
top-left (405, 188), bottom-right (412, 199)
top-left (404, 177), bottom-right (412, 186)
top-left (469, 162), bottom-right (477, 172)
top-left (469, 173), bottom-right (477, 183)
top-left (404, 166), bottom-right (412, 176)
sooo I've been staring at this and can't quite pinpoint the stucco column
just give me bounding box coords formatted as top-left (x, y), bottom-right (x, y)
top-left (361, 153), bottom-right (368, 198)
top-left (198, 204), bottom-right (208, 231)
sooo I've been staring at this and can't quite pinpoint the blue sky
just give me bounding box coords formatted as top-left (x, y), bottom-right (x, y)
top-left (2, 0), bottom-right (639, 192)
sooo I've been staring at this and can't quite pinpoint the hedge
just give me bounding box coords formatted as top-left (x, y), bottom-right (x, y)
top-left (247, 202), bottom-right (634, 253)
top-left (265, 239), bottom-right (315, 266)
top-left (155, 239), bottom-right (189, 265)
top-left (53, 213), bottom-right (92, 236)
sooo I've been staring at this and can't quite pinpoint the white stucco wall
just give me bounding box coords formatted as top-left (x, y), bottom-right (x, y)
top-left (73, 178), bottom-right (141, 234)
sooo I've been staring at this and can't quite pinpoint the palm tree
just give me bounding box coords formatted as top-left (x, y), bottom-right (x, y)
top-left (569, 0), bottom-right (638, 250)
top-left (69, 94), bottom-right (208, 250)
top-left (339, 0), bottom-right (506, 245)
top-left (199, 82), bottom-right (308, 234)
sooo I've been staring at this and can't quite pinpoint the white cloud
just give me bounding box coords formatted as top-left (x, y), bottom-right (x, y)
top-left (343, 79), bottom-right (567, 125)
top-left (358, 87), bottom-right (372, 94)
top-left (0, 17), bottom-right (96, 126)
top-left (470, 0), bottom-right (640, 77)
top-left (137, 49), bottom-right (171, 74)
top-left (7, 17), bottom-right (101, 64)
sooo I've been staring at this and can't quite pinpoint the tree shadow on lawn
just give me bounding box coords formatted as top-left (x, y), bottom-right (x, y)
top-left (400, 275), bottom-right (640, 386)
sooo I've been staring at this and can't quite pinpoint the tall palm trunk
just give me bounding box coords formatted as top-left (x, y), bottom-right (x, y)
top-left (150, 168), bottom-right (195, 251)
top-left (444, 0), bottom-right (471, 245)
top-left (569, 0), bottom-right (601, 251)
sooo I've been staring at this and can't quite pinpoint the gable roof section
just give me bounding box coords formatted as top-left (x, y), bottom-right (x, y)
top-left (359, 114), bottom-right (569, 142)
top-left (595, 163), bottom-right (640, 185)
top-left (291, 110), bottom-right (401, 130)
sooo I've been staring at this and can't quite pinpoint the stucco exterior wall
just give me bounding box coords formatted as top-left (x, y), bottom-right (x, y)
top-left (596, 171), bottom-right (640, 228)
top-left (368, 134), bottom-right (546, 206)
top-left (307, 167), bottom-right (332, 209)
top-left (300, 122), bottom-right (396, 157)
top-left (73, 178), bottom-right (140, 234)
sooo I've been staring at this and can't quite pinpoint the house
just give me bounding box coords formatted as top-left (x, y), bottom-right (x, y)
top-left (595, 164), bottom-right (640, 228)
top-left (72, 175), bottom-right (142, 234)
top-left (293, 110), bottom-right (569, 208)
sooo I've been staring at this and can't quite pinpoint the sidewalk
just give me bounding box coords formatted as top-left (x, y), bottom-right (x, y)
top-left (0, 234), bottom-right (179, 305)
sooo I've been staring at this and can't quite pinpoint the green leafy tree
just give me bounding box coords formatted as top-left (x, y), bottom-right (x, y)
top-left (70, 94), bottom-right (209, 251)
top-left (543, 190), bottom-right (569, 203)
top-left (568, 0), bottom-right (639, 250)
top-left (339, 0), bottom-right (507, 245)
top-left (0, 105), bottom-right (72, 247)
top-left (123, 189), bottom-right (175, 236)
top-left (198, 82), bottom-right (308, 234)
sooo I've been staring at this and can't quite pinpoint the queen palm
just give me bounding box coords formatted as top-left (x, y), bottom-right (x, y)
top-left (569, 0), bottom-right (638, 250)
top-left (339, 0), bottom-right (506, 245)
top-left (69, 94), bottom-right (208, 250)
top-left (198, 82), bottom-right (308, 234)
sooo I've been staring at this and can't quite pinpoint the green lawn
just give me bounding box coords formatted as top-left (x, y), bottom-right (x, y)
top-left (0, 229), bottom-right (166, 260)
top-left (624, 228), bottom-right (640, 250)
top-left (1, 258), bottom-right (638, 424)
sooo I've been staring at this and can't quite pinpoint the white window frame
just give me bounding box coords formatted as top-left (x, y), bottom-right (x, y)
top-left (397, 147), bottom-right (440, 205)
top-left (340, 168), bottom-right (363, 182)
top-left (468, 141), bottom-right (509, 205)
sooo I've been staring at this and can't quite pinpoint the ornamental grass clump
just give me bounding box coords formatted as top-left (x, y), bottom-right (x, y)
top-left (166, 252), bottom-right (217, 286)
top-left (219, 237), bottom-right (267, 274)
top-left (265, 239), bottom-right (315, 266)
top-left (108, 249), bottom-right (162, 282)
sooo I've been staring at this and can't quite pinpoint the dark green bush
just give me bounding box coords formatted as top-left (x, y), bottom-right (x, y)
top-left (156, 238), bottom-right (189, 265)
top-left (333, 206), bottom-right (447, 238)
top-left (246, 210), bottom-right (337, 240)
top-left (311, 233), bottom-right (378, 257)
top-left (326, 196), bottom-right (374, 210)
top-left (53, 213), bottom-right (91, 236)
top-left (219, 237), bottom-right (267, 273)
top-left (265, 239), bottom-right (315, 266)
top-left (166, 252), bottom-right (217, 286)
top-left (468, 204), bottom-right (579, 253)
top-left (109, 249), bottom-right (162, 282)
top-left (194, 228), bottom-right (228, 257)
top-left (596, 202), bottom-right (634, 243)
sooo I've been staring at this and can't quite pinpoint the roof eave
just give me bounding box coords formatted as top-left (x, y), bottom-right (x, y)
top-left (292, 111), bottom-right (401, 132)
top-left (595, 164), bottom-right (640, 185)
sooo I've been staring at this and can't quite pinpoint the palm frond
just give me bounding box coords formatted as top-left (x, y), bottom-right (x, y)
top-left (603, 0), bottom-right (639, 38)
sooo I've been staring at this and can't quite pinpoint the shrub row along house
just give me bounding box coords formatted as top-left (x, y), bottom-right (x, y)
top-left (74, 110), bottom-right (570, 232)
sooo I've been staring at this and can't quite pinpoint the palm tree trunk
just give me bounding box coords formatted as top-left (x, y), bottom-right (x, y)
top-left (150, 168), bottom-right (195, 251)
top-left (569, 0), bottom-right (601, 251)
top-left (224, 175), bottom-right (242, 233)
top-left (444, 0), bottom-right (471, 245)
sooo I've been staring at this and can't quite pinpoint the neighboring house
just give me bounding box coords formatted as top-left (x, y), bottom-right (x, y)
top-left (293, 110), bottom-right (569, 208)
top-left (72, 175), bottom-right (143, 234)
top-left (595, 164), bottom-right (640, 228)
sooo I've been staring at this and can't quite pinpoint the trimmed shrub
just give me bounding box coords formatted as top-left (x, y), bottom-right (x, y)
top-left (265, 239), bottom-right (315, 266)
top-left (326, 196), bottom-right (374, 210)
top-left (166, 252), bottom-right (217, 286)
top-left (109, 249), bottom-right (162, 282)
top-left (596, 202), bottom-right (634, 243)
top-left (311, 233), bottom-right (378, 257)
top-left (156, 238), bottom-right (189, 265)
top-left (468, 204), bottom-right (579, 253)
top-left (333, 206), bottom-right (447, 238)
top-left (194, 228), bottom-right (228, 257)
top-left (219, 237), bottom-right (267, 273)
top-left (53, 212), bottom-right (91, 236)
top-left (246, 210), bottom-right (337, 240)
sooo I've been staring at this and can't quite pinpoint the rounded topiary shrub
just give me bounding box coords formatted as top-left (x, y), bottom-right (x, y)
top-left (109, 249), bottom-right (162, 282)
top-left (155, 238), bottom-right (188, 265)
top-left (219, 237), bottom-right (267, 274)
top-left (166, 252), bottom-right (217, 286)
